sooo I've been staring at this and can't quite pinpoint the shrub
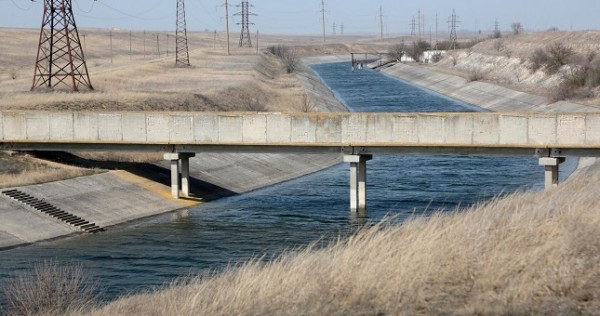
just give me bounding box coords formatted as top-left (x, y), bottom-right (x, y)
top-left (545, 43), bottom-right (574, 74)
top-left (407, 41), bottom-right (431, 63)
top-left (511, 22), bottom-right (524, 35)
top-left (493, 39), bottom-right (506, 52)
top-left (387, 43), bottom-right (406, 62)
top-left (297, 93), bottom-right (316, 112)
top-left (528, 48), bottom-right (548, 73)
top-left (431, 52), bottom-right (444, 63)
top-left (267, 45), bottom-right (298, 73)
top-left (467, 69), bottom-right (485, 82)
top-left (2, 261), bottom-right (99, 316)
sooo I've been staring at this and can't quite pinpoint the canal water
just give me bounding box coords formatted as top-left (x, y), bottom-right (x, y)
top-left (0, 62), bottom-right (568, 304)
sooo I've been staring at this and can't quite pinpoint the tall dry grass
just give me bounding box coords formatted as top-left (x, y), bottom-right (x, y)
top-left (2, 261), bottom-right (99, 316)
top-left (85, 167), bottom-right (600, 315)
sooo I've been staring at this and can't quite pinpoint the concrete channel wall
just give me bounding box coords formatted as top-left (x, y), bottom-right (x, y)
top-left (3, 111), bottom-right (600, 150)
top-left (381, 63), bottom-right (599, 113)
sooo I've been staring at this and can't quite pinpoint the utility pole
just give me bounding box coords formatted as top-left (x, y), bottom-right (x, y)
top-left (321, 0), bottom-right (326, 43)
top-left (417, 9), bottom-right (421, 41)
top-left (448, 9), bottom-right (460, 50)
top-left (129, 31), bottom-right (132, 60)
top-left (109, 30), bottom-right (113, 64)
top-left (379, 6), bottom-right (384, 40)
top-left (435, 13), bottom-right (438, 50)
top-left (340, 23), bottom-right (344, 35)
top-left (32, 0), bottom-right (93, 91)
top-left (235, 1), bottom-right (256, 48)
top-left (166, 34), bottom-right (170, 56)
top-left (175, 0), bottom-right (191, 66)
top-left (410, 16), bottom-right (416, 36)
top-left (156, 33), bottom-right (161, 58)
top-left (213, 30), bottom-right (217, 49)
top-left (224, 0), bottom-right (230, 55)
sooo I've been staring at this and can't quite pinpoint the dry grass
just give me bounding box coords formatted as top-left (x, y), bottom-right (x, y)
top-left (0, 151), bottom-right (100, 189)
top-left (0, 29), bottom-right (384, 113)
top-left (84, 167), bottom-right (600, 315)
top-left (2, 261), bottom-right (99, 316)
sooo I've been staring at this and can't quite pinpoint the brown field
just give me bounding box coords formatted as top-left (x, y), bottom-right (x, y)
top-left (0, 28), bottom-right (389, 112)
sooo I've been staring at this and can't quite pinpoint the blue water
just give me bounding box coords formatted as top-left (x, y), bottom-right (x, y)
top-left (0, 62), bottom-right (558, 305)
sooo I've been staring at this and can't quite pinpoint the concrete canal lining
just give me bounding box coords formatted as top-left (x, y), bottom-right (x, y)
top-left (380, 63), bottom-right (599, 113)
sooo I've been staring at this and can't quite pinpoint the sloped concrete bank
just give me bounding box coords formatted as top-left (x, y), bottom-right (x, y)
top-left (381, 63), bottom-right (597, 113)
top-left (0, 56), bottom-right (348, 251)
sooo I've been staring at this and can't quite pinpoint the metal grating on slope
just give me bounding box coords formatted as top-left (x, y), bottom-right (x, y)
top-left (1, 189), bottom-right (104, 234)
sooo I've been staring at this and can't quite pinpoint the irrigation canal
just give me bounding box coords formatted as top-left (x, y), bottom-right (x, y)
top-left (0, 62), bottom-right (575, 304)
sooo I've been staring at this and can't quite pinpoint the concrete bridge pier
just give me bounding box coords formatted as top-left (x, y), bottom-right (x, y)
top-left (164, 153), bottom-right (196, 198)
top-left (344, 155), bottom-right (373, 212)
top-left (539, 157), bottom-right (565, 191)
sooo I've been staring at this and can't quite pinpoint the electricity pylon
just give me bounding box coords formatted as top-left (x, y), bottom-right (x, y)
top-left (448, 9), bottom-right (460, 50)
top-left (235, 1), bottom-right (256, 48)
top-left (176, 0), bottom-right (191, 66)
top-left (32, 0), bottom-right (93, 91)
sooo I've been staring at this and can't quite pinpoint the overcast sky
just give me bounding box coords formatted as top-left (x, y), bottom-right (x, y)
top-left (1, 0), bottom-right (598, 35)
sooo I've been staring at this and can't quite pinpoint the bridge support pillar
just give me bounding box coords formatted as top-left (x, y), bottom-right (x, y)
top-left (539, 157), bottom-right (565, 191)
top-left (164, 153), bottom-right (196, 198)
top-left (344, 155), bottom-right (373, 212)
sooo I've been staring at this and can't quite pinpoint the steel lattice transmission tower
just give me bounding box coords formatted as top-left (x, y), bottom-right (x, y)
top-left (448, 9), bottom-right (460, 50)
top-left (176, 0), bottom-right (191, 66)
top-left (235, 1), bottom-right (256, 48)
top-left (32, 0), bottom-right (92, 91)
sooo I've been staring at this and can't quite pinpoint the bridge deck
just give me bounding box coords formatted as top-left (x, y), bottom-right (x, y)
top-left (2, 111), bottom-right (600, 156)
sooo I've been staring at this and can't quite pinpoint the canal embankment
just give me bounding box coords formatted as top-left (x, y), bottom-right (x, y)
top-left (380, 62), bottom-right (597, 113)
top-left (0, 55), bottom-right (349, 251)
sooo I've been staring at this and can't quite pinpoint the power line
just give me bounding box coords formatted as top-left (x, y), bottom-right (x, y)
top-left (221, 0), bottom-right (230, 55)
top-left (93, 0), bottom-right (167, 21)
top-left (379, 6), bottom-right (384, 40)
top-left (8, 0), bottom-right (36, 11)
top-left (74, 0), bottom-right (97, 14)
top-left (320, 0), bottom-right (325, 42)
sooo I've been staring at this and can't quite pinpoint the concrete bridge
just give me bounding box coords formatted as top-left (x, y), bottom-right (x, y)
top-left (2, 110), bottom-right (600, 211)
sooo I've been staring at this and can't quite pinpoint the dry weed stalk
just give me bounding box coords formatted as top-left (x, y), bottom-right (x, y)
top-left (3, 261), bottom-right (99, 316)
